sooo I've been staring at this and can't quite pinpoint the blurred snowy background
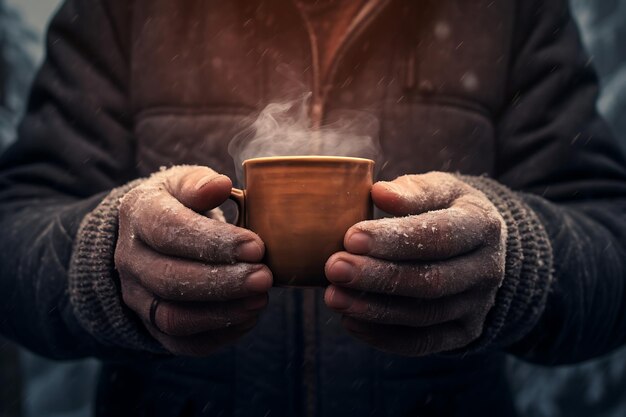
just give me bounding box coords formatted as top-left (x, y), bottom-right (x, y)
top-left (0, 0), bottom-right (625, 416)
top-left (0, 3), bottom-right (99, 417)
top-left (509, 1), bottom-right (626, 415)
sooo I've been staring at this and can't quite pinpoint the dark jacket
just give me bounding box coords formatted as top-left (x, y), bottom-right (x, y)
top-left (1, 0), bottom-right (626, 416)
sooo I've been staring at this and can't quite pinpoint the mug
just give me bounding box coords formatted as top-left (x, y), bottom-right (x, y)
top-left (230, 156), bottom-right (374, 287)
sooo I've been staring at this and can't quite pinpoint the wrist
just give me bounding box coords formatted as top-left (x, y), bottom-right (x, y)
top-left (457, 175), bottom-right (554, 351)
top-left (68, 179), bottom-right (165, 353)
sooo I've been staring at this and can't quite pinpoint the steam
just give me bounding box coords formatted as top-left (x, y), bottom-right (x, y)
top-left (228, 93), bottom-right (381, 183)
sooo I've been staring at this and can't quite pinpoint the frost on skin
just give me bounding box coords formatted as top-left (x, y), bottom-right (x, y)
top-left (115, 165), bottom-right (273, 357)
top-left (324, 172), bottom-right (507, 357)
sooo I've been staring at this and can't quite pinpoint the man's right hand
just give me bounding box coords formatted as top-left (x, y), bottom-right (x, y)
top-left (115, 166), bottom-right (272, 356)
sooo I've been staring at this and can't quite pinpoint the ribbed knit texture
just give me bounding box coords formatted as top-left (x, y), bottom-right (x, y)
top-left (68, 180), bottom-right (165, 353)
top-left (461, 175), bottom-right (554, 350)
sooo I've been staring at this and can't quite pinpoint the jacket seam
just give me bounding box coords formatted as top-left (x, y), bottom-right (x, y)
top-left (134, 105), bottom-right (258, 121)
top-left (100, 0), bottom-right (131, 67)
top-left (404, 94), bottom-right (495, 123)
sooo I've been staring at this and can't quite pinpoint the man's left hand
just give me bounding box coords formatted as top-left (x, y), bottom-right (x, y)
top-left (324, 172), bottom-right (506, 356)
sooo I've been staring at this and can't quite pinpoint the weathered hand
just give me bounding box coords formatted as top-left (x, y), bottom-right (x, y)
top-left (324, 172), bottom-right (506, 356)
top-left (115, 166), bottom-right (272, 356)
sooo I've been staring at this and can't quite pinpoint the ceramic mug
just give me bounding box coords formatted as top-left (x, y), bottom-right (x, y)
top-left (230, 156), bottom-right (374, 287)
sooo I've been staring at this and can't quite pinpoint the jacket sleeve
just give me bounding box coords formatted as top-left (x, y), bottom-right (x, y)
top-left (490, 0), bottom-right (626, 364)
top-left (0, 0), bottom-right (153, 359)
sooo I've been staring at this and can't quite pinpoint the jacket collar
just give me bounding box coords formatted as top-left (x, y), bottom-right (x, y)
top-left (290, 0), bottom-right (393, 125)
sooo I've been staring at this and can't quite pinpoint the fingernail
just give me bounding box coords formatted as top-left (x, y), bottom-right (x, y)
top-left (244, 295), bottom-right (268, 311)
top-left (327, 260), bottom-right (354, 284)
top-left (245, 269), bottom-right (272, 293)
top-left (326, 287), bottom-right (353, 311)
top-left (194, 175), bottom-right (219, 191)
top-left (345, 232), bottom-right (372, 254)
top-left (236, 241), bottom-right (263, 262)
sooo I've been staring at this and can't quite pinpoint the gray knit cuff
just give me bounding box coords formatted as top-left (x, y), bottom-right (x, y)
top-left (460, 175), bottom-right (554, 350)
top-left (68, 180), bottom-right (165, 353)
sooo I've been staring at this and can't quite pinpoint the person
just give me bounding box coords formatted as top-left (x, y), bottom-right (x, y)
top-left (1, 0), bottom-right (625, 416)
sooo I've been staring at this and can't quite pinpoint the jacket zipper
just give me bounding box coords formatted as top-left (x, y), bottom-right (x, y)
top-left (287, 2), bottom-right (392, 416)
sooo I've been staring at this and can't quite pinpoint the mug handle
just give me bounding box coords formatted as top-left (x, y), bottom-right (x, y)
top-left (229, 188), bottom-right (246, 228)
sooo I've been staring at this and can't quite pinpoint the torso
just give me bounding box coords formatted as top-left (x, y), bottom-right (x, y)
top-left (123, 3), bottom-right (516, 413)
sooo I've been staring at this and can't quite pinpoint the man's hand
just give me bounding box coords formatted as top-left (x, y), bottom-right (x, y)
top-left (115, 166), bottom-right (272, 356)
top-left (324, 172), bottom-right (506, 356)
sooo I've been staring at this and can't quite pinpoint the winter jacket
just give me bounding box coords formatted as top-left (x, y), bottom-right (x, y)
top-left (1, 0), bottom-right (625, 416)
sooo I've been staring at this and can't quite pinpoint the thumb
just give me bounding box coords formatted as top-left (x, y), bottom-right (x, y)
top-left (371, 172), bottom-right (463, 216)
top-left (163, 166), bottom-right (233, 213)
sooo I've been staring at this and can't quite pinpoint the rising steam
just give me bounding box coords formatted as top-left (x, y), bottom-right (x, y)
top-left (228, 93), bottom-right (382, 182)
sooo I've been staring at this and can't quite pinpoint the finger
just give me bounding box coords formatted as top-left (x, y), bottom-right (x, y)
top-left (120, 185), bottom-right (264, 263)
top-left (344, 194), bottom-right (502, 260)
top-left (147, 319), bottom-right (258, 357)
top-left (120, 278), bottom-right (267, 336)
top-left (371, 172), bottom-right (466, 216)
top-left (341, 317), bottom-right (479, 356)
top-left (154, 296), bottom-right (267, 337)
top-left (116, 239), bottom-right (272, 301)
top-left (162, 165), bottom-right (233, 213)
top-left (325, 248), bottom-right (503, 298)
top-left (324, 286), bottom-right (486, 327)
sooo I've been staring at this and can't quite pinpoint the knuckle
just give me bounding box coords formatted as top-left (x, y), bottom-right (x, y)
top-left (467, 328), bottom-right (482, 344)
top-left (230, 227), bottom-right (257, 247)
top-left (380, 263), bottom-right (402, 294)
top-left (145, 259), bottom-right (180, 299)
top-left (435, 218), bottom-right (453, 245)
top-left (379, 296), bottom-right (393, 321)
top-left (114, 247), bottom-right (130, 273)
top-left (484, 213), bottom-right (503, 238)
top-left (410, 335), bottom-right (433, 356)
top-left (486, 268), bottom-right (504, 287)
top-left (120, 282), bottom-right (136, 309)
top-left (119, 188), bottom-right (140, 214)
top-left (119, 281), bottom-right (145, 318)
top-left (483, 257), bottom-right (505, 287)
top-left (421, 303), bottom-right (443, 325)
top-left (159, 284), bottom-right (178, 300)
top-left (171, 166), bottom-right (215, 185)
top-left (204, 224), bottom-right (250, 260)
top-left (204, 265), bottom-right (246, 298)
top-left (423, 265), bottom-right (444, 298)
top-left (156, 276), bottom-right (180, 300)
top-left (477, 303), bottom-right (493, 323)
top-left (147, 220), bottom-right (176, 247)
top-left (157, 305), bottom-right (179, 335)
top-left (120, 187), bottom-right (157, 222)
top-left (424, 171), bottom-right (454, 185)
top-left (463, 320), bottom-right (484, 344)
top-left (364, 296), bottom-right (391, 322)
top-left (120, 293), bottom-right (134, 312)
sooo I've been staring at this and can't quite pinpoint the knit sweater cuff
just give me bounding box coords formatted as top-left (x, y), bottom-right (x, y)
top-left (460, 175), bottom-right (554, 350)
top-left (68, 180), bottom-right (165, 353)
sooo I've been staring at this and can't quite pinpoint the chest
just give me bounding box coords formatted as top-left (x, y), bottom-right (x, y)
top-left (126, 0), bottom-right (514, 183)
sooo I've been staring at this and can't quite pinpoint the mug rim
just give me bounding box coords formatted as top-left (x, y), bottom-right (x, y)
top-left (242, 155), bottom-right (375, 166)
